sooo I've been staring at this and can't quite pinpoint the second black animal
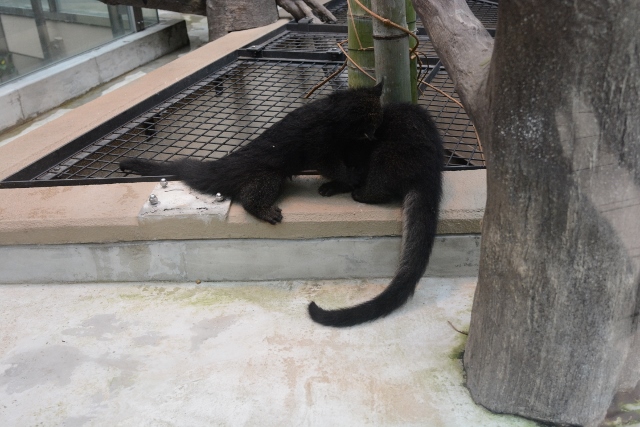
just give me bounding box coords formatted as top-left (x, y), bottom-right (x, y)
top-left (309, 103), bottom-right (444, 327)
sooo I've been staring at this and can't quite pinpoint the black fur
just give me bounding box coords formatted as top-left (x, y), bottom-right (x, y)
top-left (120, 84), bottom-right (383, 224)
top-left (309, 103), bottom-right (444, 327)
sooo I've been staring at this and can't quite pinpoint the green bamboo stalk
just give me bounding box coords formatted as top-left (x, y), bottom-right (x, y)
top-left (406, 0), bottom-right (418, 103)
top-left (371, 0), bottom-right (412, 104)
top-left (347, 0), bottom-right (375, 88)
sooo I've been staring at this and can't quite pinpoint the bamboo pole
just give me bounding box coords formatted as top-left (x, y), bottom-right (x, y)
top-left (406, 0), bottom-right (418, 103)
top-left (347, 0), bottom-right (375, 88)
top-left (371, 0), bottom-right (412, 104)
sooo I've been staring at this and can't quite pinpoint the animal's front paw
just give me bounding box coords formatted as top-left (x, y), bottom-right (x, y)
top-left (319, 181), bottom-right (351, 197)
top-left (260, 206), bottom-right (283, 225)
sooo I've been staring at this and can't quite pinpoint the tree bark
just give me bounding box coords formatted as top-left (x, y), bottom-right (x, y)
top-left (413, 1), bottom-right (640, 426)
top-left (205, 0), bottom-right (278, 41)
top-left (412, 0), bottom-right (493, 129)
top-left (276, 0), bottom-right (337, 24)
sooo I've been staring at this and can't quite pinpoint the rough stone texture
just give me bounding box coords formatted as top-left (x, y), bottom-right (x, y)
top-left (0, 278), bottom-right (539, 427)
top-left (412, 0), bottom-right (493, 127)
top-left (0, 89), bottom-right (27, 132)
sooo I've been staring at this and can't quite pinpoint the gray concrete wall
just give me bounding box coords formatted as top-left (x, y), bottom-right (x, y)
top-left (0, 235), bottom-right (481, 284)
top-left (0, 19), bottom-right (189, 132)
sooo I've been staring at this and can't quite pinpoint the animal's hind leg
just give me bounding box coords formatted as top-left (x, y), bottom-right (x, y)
top-left (318, 180), bottom-right (353, 197)
top-left (351, 172), bottom-right (394, 204)
top-left (237, 176), bottom-right (285, 224)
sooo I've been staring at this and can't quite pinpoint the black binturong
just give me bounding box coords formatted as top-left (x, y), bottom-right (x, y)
top-left (120, 83), bottom-right (384, 224)
top-left (308, 103), bottom-right (444, 327)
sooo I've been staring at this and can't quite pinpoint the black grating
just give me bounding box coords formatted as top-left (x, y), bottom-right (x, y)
top-left (466, 0), bottom-right (499, 30)
top-left (3, 14), bottom-right (487, 188)
top-left (419, 64), bottom-right (484, 167)
top-left (43, 59), bottom-right (349, 181)
top-left (263, 31), bottom-right (345, 53)
top-left (260, 31), bottom-right (437, 59)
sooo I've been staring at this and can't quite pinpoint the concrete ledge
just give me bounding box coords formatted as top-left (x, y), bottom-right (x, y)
top-left (0, 234), bottom-right (480, 284)
top-left (0, 172), bottom-right (485, 245)
top-left (0, 19), bottom-right (190, 133)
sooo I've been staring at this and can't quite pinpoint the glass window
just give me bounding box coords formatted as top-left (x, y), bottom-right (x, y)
top-left (0, 0), bottom-right (158, 85)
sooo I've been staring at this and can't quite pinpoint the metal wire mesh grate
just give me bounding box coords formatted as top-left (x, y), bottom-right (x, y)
top-left (466, 0), bottom-right (499, 29)
top-left (4, 23), bottom-right (485, 186)
top-left (39, 59), bottom-right (350, 181)
top-left (261, 31), bottom-right (436, 59)
top-left (327, 0), bottom-right (498, 30)
top-left (263, 32), bottom-right (345, 52)
top-left (419, 67), bottom-right (484, 167)
top-left (33, 57), bottom-right (480, 182)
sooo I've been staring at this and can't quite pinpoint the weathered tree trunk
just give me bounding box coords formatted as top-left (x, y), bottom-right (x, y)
top-left (371, 0), bottom-right (411, 104)
top-left (275, 0), bottom-right (337, 24)
top-left (413, 0), bottom-right (640, 426)
top-left (205, 0), bottom-right (278, 40)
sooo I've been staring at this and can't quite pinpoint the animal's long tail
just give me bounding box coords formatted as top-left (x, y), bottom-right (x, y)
top-left (119, 158), bottom-right (225, 195)
top-left (120, 158), bottom-right (182, 176)
top-left (308, 188), bottom-right (440, 327)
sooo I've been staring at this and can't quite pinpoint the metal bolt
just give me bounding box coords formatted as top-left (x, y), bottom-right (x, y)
top-left (149, 194), bottom-right (159, 205)
top-left (214, 193), bottom-right (224, 202)
top-left (160, 178), bottom-right (167, 188)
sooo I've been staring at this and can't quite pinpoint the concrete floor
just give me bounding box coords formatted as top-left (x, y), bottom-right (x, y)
top-left (2, 9), bottom-right (633, 427)
top-left (0, 277), bottom-right (540, 427)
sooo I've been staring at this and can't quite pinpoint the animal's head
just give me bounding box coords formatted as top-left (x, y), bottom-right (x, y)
top-left (329, 80), bottom-right (384, 140)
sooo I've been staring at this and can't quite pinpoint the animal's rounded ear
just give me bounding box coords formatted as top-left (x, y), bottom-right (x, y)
top-left (373, 78), bottom-right (384, 95)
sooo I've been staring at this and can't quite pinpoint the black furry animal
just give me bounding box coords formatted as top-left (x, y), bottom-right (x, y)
top-left (120, 84), bottom-right (383, 223)
top-left (309, 103), bottom-right (444, 327)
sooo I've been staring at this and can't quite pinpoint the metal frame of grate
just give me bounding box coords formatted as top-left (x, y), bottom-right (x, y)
top-left (1, 25), bottom-right (485, 188)
top-left (250, 30), bottom-right (438, 65)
